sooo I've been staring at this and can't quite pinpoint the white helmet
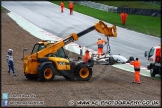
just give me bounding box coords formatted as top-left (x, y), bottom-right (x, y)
top-left (8, 49), bottom-right (13, 53)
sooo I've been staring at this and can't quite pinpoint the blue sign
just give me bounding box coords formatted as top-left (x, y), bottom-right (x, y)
top-left (2, 100), bottom-right (8, 106)
top-left (2, 93), bottom-right (8, 100)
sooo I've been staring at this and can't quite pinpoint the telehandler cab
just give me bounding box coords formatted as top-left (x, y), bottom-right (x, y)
top-left (22, 21), bottom-right (117, 82)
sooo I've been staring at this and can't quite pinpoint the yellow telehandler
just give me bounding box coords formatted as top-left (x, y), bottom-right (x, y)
top-left (22, 21), bottom-right (117, 82)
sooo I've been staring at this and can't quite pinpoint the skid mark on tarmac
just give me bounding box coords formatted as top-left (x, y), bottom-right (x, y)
top-left (7, 11), bottom-right (161, 79)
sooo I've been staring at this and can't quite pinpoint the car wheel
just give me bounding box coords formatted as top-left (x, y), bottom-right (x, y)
top-left (129, 56), bottom-right (134, 62)
top-left (109, 57), bottom-right (114, 65)
top-left (150, 69), bottom-right (156, 77)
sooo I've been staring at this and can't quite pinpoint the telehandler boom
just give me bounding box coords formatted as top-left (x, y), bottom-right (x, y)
top-left (22, 21), bottom-right (117, 82)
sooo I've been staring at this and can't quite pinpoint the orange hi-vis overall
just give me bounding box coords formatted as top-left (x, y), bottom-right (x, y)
top-left (155, 48), bottom-right (161, 62)
top-left (130, 60), bottom-right (141, 83)
top-left (97, 40), bottom-right (106, 58)
top-left (68, 2), bottom-right (74, 14)
top-left (60, 2), bottom-right (64, 12)
top-left (120, 12), bottom-right (128, 25)
top-left (83, 52), bottom-right (91, 63)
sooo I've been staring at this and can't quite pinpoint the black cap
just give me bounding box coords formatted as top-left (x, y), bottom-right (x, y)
top-left (85, 50), bottom-right (89, 52)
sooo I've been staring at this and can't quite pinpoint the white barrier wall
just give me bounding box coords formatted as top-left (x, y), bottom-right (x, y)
top-left (71, 1), bottom-right (117, 13)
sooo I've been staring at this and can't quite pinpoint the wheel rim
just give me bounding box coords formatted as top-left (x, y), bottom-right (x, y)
top-left (44, 68), bottom-right (53, 79)
top-left (79, 67), bottom-right (89, 78)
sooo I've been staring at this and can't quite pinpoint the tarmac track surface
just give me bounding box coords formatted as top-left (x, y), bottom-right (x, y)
top-left (1, 9), bottom-right (161, 107)
top-left (1, 1), bottom-right (161, 67)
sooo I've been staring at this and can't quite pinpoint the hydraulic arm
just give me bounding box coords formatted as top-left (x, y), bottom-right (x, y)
top-left (23, 20), bottom-right (117, 82)
top-left (37, 21), bottom-right (117, 58)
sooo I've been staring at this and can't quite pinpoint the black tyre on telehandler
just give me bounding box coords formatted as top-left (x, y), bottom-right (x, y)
top-left (38, 64), bottom-right (55, 82)
top-left (74, 64), bottom-right (92, 81)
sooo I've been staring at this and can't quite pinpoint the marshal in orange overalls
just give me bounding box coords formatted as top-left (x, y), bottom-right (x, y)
top-left (120, 12), bottom-right (128, 25)
top-left (130, 58), bottom-right (141, 84)
top-left (83, 50), bottom-right (91, 63)
top-left (68, 2), bottom-right (74, 14)
top-left (60, 1), bottom-right (64, 13)
top-left (97, 38), bottom-right (107, 58)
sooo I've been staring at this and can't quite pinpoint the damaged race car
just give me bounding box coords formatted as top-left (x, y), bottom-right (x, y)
top-left (91, 53), bottom-right (134, 65)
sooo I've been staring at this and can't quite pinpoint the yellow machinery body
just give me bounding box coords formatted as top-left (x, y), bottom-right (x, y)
top-left (22, 21), bottom-right (117, 82)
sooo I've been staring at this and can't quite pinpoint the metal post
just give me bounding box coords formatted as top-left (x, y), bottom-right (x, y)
top-left (106, 37), bottom-right (111, 54)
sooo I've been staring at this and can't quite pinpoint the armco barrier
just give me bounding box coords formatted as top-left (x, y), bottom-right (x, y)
top-left (71, 1), bottom-right (161, 17)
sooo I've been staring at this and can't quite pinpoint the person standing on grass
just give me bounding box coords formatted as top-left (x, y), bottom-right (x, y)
top-left (68, 1), bottom-right (74, 15)
top-left (6, 49), bottom-right (16, 76)
top-left (60, 1), bottom-right (64, 13)
top-left (120, 12), bottom-right (128, 25)
top-left (130, 58), bottom-right (141, 84)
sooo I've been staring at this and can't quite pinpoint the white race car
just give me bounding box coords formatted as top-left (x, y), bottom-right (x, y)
top-left (91, 53), bottom-right (134, 65)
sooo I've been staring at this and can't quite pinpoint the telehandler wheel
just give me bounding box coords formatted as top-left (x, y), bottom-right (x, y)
top-left (25, 74), bottom-right (38, 80)
top-left (75, 65), bottom-right (92, 81)
top-left (38, 64), bottom-right (55, 82)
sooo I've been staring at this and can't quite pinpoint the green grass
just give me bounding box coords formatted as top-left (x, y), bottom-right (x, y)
top-left (51, 1), bottom-right (161, 38)
top-left (1, 6), bottom-right (4, 10)
top-left (151, 76), bottom-right (161, 80)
